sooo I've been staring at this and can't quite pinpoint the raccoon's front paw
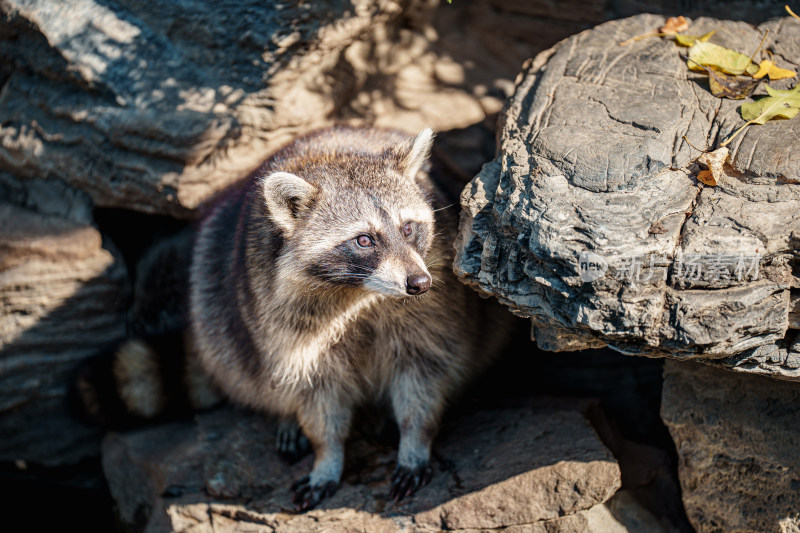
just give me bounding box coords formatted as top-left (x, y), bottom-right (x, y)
top-left (290, 475), bottom-right (339, 511)
top-left (276, 419), bottom-right (311, 463)
top-left (389, 462), bottom-right (432, 502)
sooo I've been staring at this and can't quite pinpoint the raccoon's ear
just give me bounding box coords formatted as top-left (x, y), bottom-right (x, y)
top-left (395, 128), bottom-right (434, 180)
top-left (261, 171), bottom-right (316, 233)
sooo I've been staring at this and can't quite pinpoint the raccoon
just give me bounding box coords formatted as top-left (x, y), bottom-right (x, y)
top-left (189, 126), bottom-right (510, 510)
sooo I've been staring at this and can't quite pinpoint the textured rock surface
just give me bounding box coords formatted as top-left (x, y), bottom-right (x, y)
top-left (454, 14), bottom-right (800, 379)
top-left (0, 202), bottom-right (129, 464)
top-left (102, 402), bottom-right (624, 532)
top-left (0, 0), bottom-right (424, 218)
top-left (661, 360), bottom-right (800, 533)
top-left (0, 0), bottom-right (540, 221)
top-left (7, 1), bottom-right (784, 222)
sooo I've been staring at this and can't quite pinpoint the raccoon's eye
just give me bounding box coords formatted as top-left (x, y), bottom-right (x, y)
top-left (402, 222), bottom-right (413, 237)
top-left (356, 235), bottom-right (374, 248)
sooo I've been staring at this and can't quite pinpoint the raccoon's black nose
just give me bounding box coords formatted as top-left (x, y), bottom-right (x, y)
top-left (406, 273), bottom-right (431, 295)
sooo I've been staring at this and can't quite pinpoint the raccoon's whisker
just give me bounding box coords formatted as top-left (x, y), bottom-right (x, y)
top-left (322, 274), bottom-right (371, 280)
top-left (344, 264), bottom-right (373, 272)
top-left (433, 203), bottom-right (455, 213)
top-left (425, 260), bottom-right (444, 269)
top-left (319, 271), bottom-right (372, 280)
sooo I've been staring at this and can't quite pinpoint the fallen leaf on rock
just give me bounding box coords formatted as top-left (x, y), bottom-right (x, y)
top-left (674, 30), bottom-right (716, 47)
top-left (661, 16), bottom-right (689, 34)
top-left (722, 84), bottom-right (800, 146)
top-left (688, 41), bottom-right (757, 75)
top-left (778, 175), bottom-right (800, 184)
top-left (687, 58), bottom-right (762, 99)
top-left (619, 15), bottom-right (690, 46)
top-left (740, 83), bottom-right (800, 123)
top-left (697, 170), bottom-right (716, 186)
top-left (697, 146), bottom-right (730, 186)
top-left (706, 68), bottom-right (762, 99)
top-left (752, 59), bottom-right (797, 80)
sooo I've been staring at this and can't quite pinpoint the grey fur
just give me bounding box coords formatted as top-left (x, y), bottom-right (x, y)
top-left (189, 126), bottom-right (511, 510)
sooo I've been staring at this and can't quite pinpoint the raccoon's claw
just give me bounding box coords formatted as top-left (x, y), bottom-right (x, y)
top-left (276, 420), bottom-right (311, 463)
top-left (390, 463), bottom-right (432, 502)
top-left (290, 475), bottom-right (338, 511)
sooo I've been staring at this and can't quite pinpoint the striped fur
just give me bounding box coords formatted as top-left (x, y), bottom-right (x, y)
top-left (189, 126), bottom-right (512, 510)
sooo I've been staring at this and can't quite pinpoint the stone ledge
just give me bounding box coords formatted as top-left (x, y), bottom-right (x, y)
top-left (102, 401), bottom-right (624, 532)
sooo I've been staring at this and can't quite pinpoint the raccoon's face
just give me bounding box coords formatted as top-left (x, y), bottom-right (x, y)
top-left (261, 129), bottom-right (437, 298)
top-left (302, 186), bottom-right (435, 298)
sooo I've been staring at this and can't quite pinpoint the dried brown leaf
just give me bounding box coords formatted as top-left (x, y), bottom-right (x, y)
top-left (697, 170), bottom-right (716, 186)
top-left (706, 68), bottom-right (762, 99)
top-left (697, 146), bottom-right (729, 186)
top-left (661, 16), bottom-right (689, 34)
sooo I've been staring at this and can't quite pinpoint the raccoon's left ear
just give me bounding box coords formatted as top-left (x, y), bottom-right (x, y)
top-left (394, 128), bottom-right (434, 180)
top-left (261, 171), bottom-right (317, 234)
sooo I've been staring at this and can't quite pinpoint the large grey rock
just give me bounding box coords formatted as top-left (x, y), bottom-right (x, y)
top-left (454, 14), bottom-right (800, 379)
top-left (102, 402), bottom-right (623, 532)
top-left (0, 0), bottom-right (428, 218)
top-left (661, 360), bottom-right (800, 533)
top-left (0, 202), bottom-right (129, 464)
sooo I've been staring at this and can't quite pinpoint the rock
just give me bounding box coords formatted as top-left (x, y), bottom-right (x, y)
top-left (661, 360), bottom-right (800, 533)
top-left (0, 202), bottom-right (129, 464)
top-left (604, 490), bottom-right (669, 533)
top-left (0, 0), bottom-right (429, 218)
top-left (454, 14), bottom-right (800, 379)
top-left (0, 0), bottom-right (559, 221)
top-left (102, 401), bottom-right (622, 532)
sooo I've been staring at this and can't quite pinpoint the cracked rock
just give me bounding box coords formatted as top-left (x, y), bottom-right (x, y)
top-left (102, 402), bottom-right (627, 532)
top-left (661, 360), bottom-right (800, 533)
top-left (0, 202), bottom-right (129, 465)
top-left (0, 0), bottom-right (431, 218)
top-left (454, 14), bottom-right (800, 379)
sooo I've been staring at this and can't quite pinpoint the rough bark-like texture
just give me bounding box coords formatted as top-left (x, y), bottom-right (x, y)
top-left (102, 402), bottom-right (625, 532)
top-left (0, 0), bottom-right (426, 218)
top-left (0, 202), bottom-right (129, 464)
top-left (661, 360), bottom-right (800, 533)
top-left (7, 1), bottom-right (785, 222)
top-left (454, 14), bottom-right (800, 380)
top-left (0, 0), bottom-right (553, 221)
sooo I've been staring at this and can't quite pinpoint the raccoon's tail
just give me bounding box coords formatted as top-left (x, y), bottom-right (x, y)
top-left (69, 332), bottom-right (222, 429)
top-left (68, 227), bottom-right (223, 428)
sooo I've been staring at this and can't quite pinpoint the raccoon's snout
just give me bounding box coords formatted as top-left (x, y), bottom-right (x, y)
top-left (406, 273), bottom-right (431, 295)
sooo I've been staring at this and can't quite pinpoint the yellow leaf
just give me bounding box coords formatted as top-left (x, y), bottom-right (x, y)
top-left (752, 59), bottom-right (797, 80)
top-left (674, 30), bottom-right (716, 47)
top-left (741, 83), bottom-right (800, 123)
top-left (688, 41), bottom-right (755, 75)
top-left (661, 16), bottom-right (690, 35)
top-left (722, 84), bottom-right (800, 147)
top-left (700, 30), bottom-right (716, 42)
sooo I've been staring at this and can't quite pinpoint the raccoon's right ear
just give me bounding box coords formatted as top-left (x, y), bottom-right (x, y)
top-left (400, 128), bottom-right (434, 180)
top-left (260, 171), bottom-right (317, 233)
top-left (386, 128), bottom-right (435, 181)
